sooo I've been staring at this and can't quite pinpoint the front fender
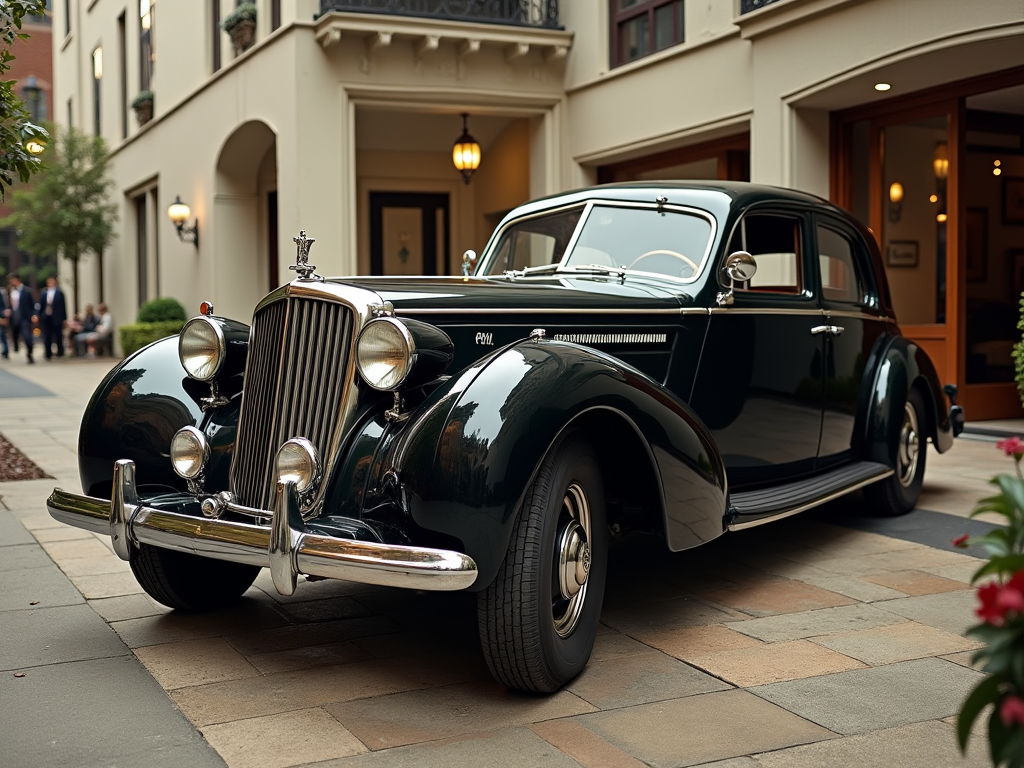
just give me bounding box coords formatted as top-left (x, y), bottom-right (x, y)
top-left (78, 334), bottom-right (244, 498)
top-left (863, 334), bottom-right (954, 467)
top-left (371, 339), bottom-right (728, 589)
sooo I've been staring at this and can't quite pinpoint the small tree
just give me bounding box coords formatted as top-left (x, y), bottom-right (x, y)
top-left (1, 0), bottom-right (48, 200)
top-left (1, 125), bottom-right (118, 313)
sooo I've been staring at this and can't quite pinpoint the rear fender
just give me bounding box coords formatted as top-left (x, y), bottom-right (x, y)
top-left (368, 339), bottom-right (728, 589)
top-left (862, 335), bottom-right (954, 466)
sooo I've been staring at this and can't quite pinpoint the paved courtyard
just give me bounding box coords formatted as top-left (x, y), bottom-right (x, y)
top-left (0, 356), bottom-right (1010, 767)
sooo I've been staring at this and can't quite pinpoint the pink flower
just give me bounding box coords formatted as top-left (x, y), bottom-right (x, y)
top-left (952, 534), bottom-right (970, 548)
top-left (997, 437), bottom-right (1024, 460)
top-left (1001, 696), bottom-right (1024, 728)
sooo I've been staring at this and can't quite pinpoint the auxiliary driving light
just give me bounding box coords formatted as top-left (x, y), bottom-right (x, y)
top-left (276, 438), bottom-right (321, 493)
top-left (170, 426), bottom-right (210, 480)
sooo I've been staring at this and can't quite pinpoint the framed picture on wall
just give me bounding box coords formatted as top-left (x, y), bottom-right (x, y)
top-left (966, 207), bottom-right (988, 282)
top-left (1013, 249), bottom-right (1024, 303)
top-left (1005, 177), bottom-right (1024, 225)
top-left (887, 240), bottom-right (919, 267)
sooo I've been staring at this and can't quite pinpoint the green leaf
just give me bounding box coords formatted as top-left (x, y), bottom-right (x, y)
top-left (959, 675), bottom-right (1002, 751)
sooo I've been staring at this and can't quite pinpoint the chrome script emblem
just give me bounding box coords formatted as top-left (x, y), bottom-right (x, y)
top-left (290, 230), bottom-right (322, 281)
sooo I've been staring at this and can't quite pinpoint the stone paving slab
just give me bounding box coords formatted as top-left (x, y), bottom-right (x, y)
top-left (572, 689), bottom-right (835, 768)
top-left (0, 654), bottom-right (227, 768)
top-left (0, 603), bottom-right (127, 670)
top-left (749, 657), bottom-right (984, 735)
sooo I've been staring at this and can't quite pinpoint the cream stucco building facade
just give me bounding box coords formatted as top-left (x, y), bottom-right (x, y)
top-left (54, 0), bottom-right (1024, 417)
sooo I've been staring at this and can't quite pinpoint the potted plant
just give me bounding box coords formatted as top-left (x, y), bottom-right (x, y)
top-left (131, 90), bottom-right (154, 126)
top-left (222, 2), bottom-right (257, 55)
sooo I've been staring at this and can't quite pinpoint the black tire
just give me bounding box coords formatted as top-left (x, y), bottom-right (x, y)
top-left (129, 543), bottom-right (260, 612)
top-left (478, 435), bottom-right (607, 693)
top-left (864, 387), bottom-right (927, 517)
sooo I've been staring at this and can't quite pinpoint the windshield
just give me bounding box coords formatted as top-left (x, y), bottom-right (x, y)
top-left (484, 207), bottom-right (584, 275)
top-left (566, 205), bottom-right (713, 281)
top-left (483, 203), bottom-right (714, 282)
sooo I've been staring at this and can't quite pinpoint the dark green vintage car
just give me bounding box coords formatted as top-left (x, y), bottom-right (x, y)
top-left (48, 182), bottom-right (964, 692)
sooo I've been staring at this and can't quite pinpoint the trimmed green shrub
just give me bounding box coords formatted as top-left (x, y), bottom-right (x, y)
top-left (137, 297), bottom-right (187, 323)
top-left (119, 321), bottom-right (185, 358)
top-left (222, 2), bottom-right (256, 31)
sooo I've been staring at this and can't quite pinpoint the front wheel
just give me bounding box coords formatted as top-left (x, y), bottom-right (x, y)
top-left (864, 388), bottom-right (927, 517)
top-left (130, 543), bottom-right (260, 612)
top-left (478, 435), bottom-right (607, 693)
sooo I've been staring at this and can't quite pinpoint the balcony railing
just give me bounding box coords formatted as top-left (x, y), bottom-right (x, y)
top-left (739, 0), bottom-right (784, 13)
top-left (318, 0), bottom-right (561, 29)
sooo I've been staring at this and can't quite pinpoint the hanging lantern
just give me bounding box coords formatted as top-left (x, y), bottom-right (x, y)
top-left (452, 113), bottom-right (481, 185)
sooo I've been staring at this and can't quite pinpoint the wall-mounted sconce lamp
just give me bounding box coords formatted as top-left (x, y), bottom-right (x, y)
top-left (452, 113), bottom-right (481, 184)
top-left (888, 182), bottom-right (903, 223)
top-left (933, 143), bottom-right (949, 180)
top-left (167, 196), bottom-right (199, 247)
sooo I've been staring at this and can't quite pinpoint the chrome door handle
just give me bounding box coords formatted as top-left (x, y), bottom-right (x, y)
top-left (811, 325), bottom-right (830, 335)
top-left (831, 325), bottom-right (845, 335)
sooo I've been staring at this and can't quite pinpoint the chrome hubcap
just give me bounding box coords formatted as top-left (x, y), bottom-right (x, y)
top-left (897, 401), bottom-right (920, 488)
top-left (553, 483), bottom-right (591, 638)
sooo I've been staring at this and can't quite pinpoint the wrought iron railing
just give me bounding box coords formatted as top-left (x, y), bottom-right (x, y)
top-left (739, 0), bottom-right (785, 13)
top-left (318, 0), bottom-right (561, 29)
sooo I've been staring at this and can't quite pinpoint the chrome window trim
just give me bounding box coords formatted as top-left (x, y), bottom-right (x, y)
top-left (708, 307), bottom-right (825, 316)
top-left (825, 309), bottom-right (895, 323)
top-left (479, 198), bottom-right (718, 288)
top-left (234, 280), bottom-right (384, 518)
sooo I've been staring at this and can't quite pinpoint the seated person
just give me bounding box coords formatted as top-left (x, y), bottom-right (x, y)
top-left (75, 303), bottom-right (112, 357)
top-left (71, 304), bottom-right (99, 356)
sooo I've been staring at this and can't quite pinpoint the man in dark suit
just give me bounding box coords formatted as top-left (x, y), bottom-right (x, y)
top-left (6, 274), bottom-right (37, 364)
top-left (39, 276), bottom-right (68, 360)
top-left (0, 282), bottom-right (9, 359)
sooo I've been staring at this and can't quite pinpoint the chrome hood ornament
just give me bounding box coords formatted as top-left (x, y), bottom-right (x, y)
top-left (290, 230), bottom-right (323, 281)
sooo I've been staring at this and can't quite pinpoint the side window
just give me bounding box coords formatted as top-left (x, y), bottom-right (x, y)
top-left (817, 225), bottom-right (865, 304)
top-left (727, 214), bottom-right (802, 294)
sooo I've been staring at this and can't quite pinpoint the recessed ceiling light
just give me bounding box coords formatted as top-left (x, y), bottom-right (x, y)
top-left (874, 83), bottom-right (892, 92)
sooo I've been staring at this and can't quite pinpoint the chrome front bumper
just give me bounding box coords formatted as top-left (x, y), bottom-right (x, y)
top-left (47, 460), bottom-right (478, 594)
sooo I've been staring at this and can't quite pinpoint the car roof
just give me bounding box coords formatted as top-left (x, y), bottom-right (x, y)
top-left (505, 180), bottom-right (843, 221)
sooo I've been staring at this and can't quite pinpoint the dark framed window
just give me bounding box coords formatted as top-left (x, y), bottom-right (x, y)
top-left (140, 0), bottom-right (154, 92)
top-left (211, 0), bottom-right (221, 73)
top-left (610, 0), bottom-right (684, 68)
top-left (271, 0), bottom-right (280, 31)
top-left (64, 0), bottom-right (70, 36)
top-left (118, 12), bottom-right (127, 138)
top-left (92, 47), bottom-right (102, 136)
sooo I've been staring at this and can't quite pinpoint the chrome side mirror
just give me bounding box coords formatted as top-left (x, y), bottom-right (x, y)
top-left (716, 251), bottom-right (756, 307)
top-left (462, 249), bottom-right (478, 277)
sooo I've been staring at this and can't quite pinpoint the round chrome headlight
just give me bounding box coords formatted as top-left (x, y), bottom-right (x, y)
top-left (179, 317), bottom-right (225, 381)
top-left (356, 318), bottom-right (415, 391)
top-left (170, 426), bottom-right (209, 480)
top-left (276, 438), bottom-right (321, 493)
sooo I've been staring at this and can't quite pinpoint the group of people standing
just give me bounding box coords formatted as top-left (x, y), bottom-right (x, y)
top-left (1, 275), bottom-right (112, 363)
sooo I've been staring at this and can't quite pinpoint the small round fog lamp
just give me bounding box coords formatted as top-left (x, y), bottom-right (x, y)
top-left (170, 426), bottom-right (209, 480)
top-left (276, 438), bottom-right (321, 493)
top-left (179, 316), bottom-right (225, 381)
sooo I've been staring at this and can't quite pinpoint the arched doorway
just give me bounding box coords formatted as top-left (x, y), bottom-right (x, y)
top-left (214, 120), bottom-right (277, 321)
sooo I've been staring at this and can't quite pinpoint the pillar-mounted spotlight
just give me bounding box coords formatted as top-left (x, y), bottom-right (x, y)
top-left (168, 196), bottom-right (199, 248)
top-left (452, 113), bottom-right (481, 185)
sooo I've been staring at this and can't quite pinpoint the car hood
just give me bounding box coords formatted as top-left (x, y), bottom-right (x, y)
top-left (335, 275), bottom-right (702, 384)
top-left (336, 275), bottom-right (693, 315)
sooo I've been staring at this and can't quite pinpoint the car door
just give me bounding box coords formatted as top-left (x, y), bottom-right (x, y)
top-left (815, 215), bottom-right (890, 467)
top-left (689, 209), bottom-right (825, 488)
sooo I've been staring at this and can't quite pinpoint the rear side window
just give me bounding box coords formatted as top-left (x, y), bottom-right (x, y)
top-left (818, 225), bottom-right (866, 305)
top-left (728, 214), bottom-right (802, 294)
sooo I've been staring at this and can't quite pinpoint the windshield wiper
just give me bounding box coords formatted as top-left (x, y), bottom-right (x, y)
top-left (502, 264), bottom-right (561, 279)
top-left (559, 264), bottom-right (628, 282)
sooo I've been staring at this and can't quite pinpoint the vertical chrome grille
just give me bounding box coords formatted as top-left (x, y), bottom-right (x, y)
top-left (231, 297), bottom-right (354, 510)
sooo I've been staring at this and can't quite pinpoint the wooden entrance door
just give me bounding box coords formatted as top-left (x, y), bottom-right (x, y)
top-left (369, 192), bottom-right (450, 276)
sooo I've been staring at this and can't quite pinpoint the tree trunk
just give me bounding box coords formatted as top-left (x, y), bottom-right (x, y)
top-left (72, 254), bottom-right (80, 317)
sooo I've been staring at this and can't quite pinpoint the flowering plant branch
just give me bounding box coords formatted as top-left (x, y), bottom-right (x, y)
top-left (957, 438), bottom-right (1024, 766)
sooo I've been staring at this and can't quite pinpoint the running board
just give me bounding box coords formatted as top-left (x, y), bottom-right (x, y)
top-left (727, 461), bottom-right (893, 531)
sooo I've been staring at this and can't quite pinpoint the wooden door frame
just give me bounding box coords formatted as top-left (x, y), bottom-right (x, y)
top-left (369, 192), bottom-right (450, 277)
top-left (830, 65), bottom-right (1024, 418)
top-left (597, 133), bottom-right (750, 184)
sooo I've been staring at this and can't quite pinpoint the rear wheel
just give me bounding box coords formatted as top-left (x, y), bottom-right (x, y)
top-left (130, 543), bottom-right (260, 612)
top-left (478, 435), bottom-right (607, 693)
top-left (864, 388), bottom-right (927, 517)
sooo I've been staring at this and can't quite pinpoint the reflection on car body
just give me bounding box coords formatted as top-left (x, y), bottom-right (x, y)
top-left (48, 182), bottom-right (965, 692)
